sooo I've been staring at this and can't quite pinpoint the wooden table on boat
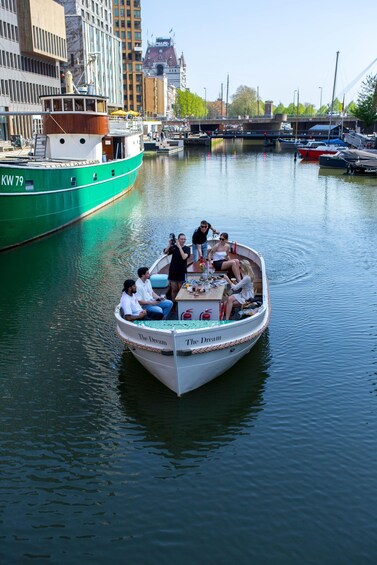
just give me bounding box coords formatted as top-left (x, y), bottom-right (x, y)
top-left (175, 283), bottom-right (227, 321)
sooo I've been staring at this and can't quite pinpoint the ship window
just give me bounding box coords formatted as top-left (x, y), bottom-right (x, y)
top-left (93, 173), bottom-right (97, 180)
top-left (44, 98), bottom-right (52, 111)
top-left (71, 177), bottom-right (76, 186)
top-left (97, 99), bottom-right (105, 112)
top-left (53, 98), bottom-right (62, 111)
top-left (59, 138), bottom-right (65, 144)
top-left (80, 138), bottom-right (85, 144)
top-left (64, 98), bottom-right (73, 111)
top-left (112, 169), bottom-right (115, 176)
top-left (86, 98), bottom-right (96, 111)
top-left (74, 98), bottom-right (84, 111)
top-left (25, 180), bottom-right (34, 191)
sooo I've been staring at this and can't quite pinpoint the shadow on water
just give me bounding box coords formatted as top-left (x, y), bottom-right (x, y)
top-left (116, 330), bottom-right (272, 463)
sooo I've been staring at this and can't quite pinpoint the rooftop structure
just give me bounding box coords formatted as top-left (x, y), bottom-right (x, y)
top-left (143, 37), bottom-right (186, 91)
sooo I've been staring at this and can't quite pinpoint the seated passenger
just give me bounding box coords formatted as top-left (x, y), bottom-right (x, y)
top-left (136, 267), bottom-right (173, 320)
top-left (223, 260), bottom-right (255, 320)
top-left (208, 232), bottom-right (241, 282)
top-left (120, 279), bottom-right (148, 322)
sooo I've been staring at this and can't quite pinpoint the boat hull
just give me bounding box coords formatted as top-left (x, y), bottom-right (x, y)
top-left (298, 148), bottom-right (338, 160)
top-left (0, 152), bottom-right (143, 250)
top-left (116, 313), bottom-right (267, 396)
top-left (319, 154), bottom-right (347, 168)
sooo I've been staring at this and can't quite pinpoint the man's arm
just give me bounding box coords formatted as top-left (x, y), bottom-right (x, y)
top-left (124, 309), bottom-right (147, 322)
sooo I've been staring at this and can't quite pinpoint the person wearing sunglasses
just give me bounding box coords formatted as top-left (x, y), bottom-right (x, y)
top-left (192, 220), bottom-right (220, 262)
top-left (208, 232), bottom-right (241, 282)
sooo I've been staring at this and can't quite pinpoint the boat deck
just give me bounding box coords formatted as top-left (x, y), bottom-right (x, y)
top-left (0, 156), bottom-right (99, 167)
top-left (158, 254), bottom-right (262, 294)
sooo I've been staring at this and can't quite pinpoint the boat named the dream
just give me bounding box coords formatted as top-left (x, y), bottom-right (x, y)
top-left (0, 85), bottom-right (143, 251)
top-left (115, 241), bottom-right (270, 396)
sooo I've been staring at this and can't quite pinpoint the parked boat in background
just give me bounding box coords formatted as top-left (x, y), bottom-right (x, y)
top-left (278, 138), bottom-right (303, 150)
top-left (297, 138), bottom-right (347, 160)
top-left (319, 148), bottom-right (377, 170)
top-left (0, 77), bottom-right (143, 251)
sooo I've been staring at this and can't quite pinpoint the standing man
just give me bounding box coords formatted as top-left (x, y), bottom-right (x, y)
top-left (192, 220), bottom-right (220, 262)
top-left (164, 233), bottom-right (190, 302)
top-left (120, 279), bottom-right (147, 322)
top-left (136, 267), bottom-right (173, 320)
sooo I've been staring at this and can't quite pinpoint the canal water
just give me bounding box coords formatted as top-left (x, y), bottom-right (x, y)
top-left (1, 141), bottom-right (377, 563)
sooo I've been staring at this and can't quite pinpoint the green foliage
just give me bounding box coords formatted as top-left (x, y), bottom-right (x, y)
top-left (346, 101), bottom-right (357, 115)
top-left (352, 74), bottom-right (377, 127)
top-left (228, 85), bottom-right (257, 117)
top-left (317, 105), bottom-right (327, 116)
top-left (174, 89), bottom-right (207, 118)
top-left (273, 103), bottom-right (285, 115)
top-left (303, 104), bottom-right (316, 116)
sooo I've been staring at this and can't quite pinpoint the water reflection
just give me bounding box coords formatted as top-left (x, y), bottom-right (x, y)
top-left (117, 331), bottom-right (271, 464)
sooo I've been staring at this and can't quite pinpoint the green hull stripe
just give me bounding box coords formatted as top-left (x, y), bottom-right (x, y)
top-left (0, 151), bottom-right (143, 250)
top-left (0, 161), bottom-right (142, 197)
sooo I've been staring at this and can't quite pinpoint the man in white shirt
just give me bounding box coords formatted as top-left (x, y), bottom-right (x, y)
top-left (136, 267), bottom-right (173, 320)
top-left (120, 279), bottom-right (147, 322)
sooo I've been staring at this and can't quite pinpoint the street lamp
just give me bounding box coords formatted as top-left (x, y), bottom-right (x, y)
top-left (318, 86), bottom-right (323, 112)
top-left (203, 87), bottom-right (207, 118)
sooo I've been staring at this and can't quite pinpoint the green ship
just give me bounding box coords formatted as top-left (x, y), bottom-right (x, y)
top-left (0, 91), bottom-right (143, 251)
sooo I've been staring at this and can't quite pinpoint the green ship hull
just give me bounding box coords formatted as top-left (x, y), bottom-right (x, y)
top-left (0, 152), bottom-right (143, 251)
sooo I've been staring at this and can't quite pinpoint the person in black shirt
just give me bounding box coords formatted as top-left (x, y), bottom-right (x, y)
top-left (164, 233), bottom-right (190, 302)
top-left (192, 220), bottom-right (219, 262)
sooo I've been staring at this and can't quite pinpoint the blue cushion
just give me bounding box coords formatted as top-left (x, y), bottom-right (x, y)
top-left (150, 273), bottom-right (169, 288)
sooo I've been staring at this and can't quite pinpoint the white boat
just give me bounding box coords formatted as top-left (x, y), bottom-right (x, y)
top-left (115, 241), bottom-right (270, 396)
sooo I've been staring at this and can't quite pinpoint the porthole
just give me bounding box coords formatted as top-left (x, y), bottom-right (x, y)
top-left (93, 173), bottom-right (97, 181)
top-left (71, 177), bottom-right (76, 186)
top-left (60, 138), bottom-right (65, 144)
top-left (80, 138), bottom-right (85, 144)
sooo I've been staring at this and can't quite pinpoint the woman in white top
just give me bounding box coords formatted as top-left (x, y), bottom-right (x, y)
top-left (208, 232), bottom-right (241, 282)
top-left (223, 260), bottom-right (255, 320)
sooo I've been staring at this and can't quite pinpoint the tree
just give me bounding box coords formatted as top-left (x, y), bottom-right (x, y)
top-left (174, 89), bottom-right (207, 118)
top-left (273, 103), bottom-right (286, 115)
top-left (317, 105), bottom-right (327, 116)
top-left (303, 103), bottom-right (316, 116)
top-left (228, 85), bottom-right (257, 117)
top-left (352, 74), bottom-right (377, 127)
top-left (206, 99), bottom-right (225, 119)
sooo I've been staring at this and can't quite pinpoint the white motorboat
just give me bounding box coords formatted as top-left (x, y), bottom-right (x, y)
top-left (115, 241), bottom-right (270, 396)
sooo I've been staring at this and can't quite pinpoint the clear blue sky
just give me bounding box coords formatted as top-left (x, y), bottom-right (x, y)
top-left (142, 0), bottom-right (377, 108)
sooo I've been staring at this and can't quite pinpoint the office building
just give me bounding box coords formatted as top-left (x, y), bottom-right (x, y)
top-left (112, 0), bottom-right (142, 113)
top-left (0, 0), bottom-right (66, 140)
top-left (58, 0), bottom-right (122, 107)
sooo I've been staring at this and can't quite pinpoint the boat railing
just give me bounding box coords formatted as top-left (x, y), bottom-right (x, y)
top-left (109, 118), bottom-right (143, 136)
